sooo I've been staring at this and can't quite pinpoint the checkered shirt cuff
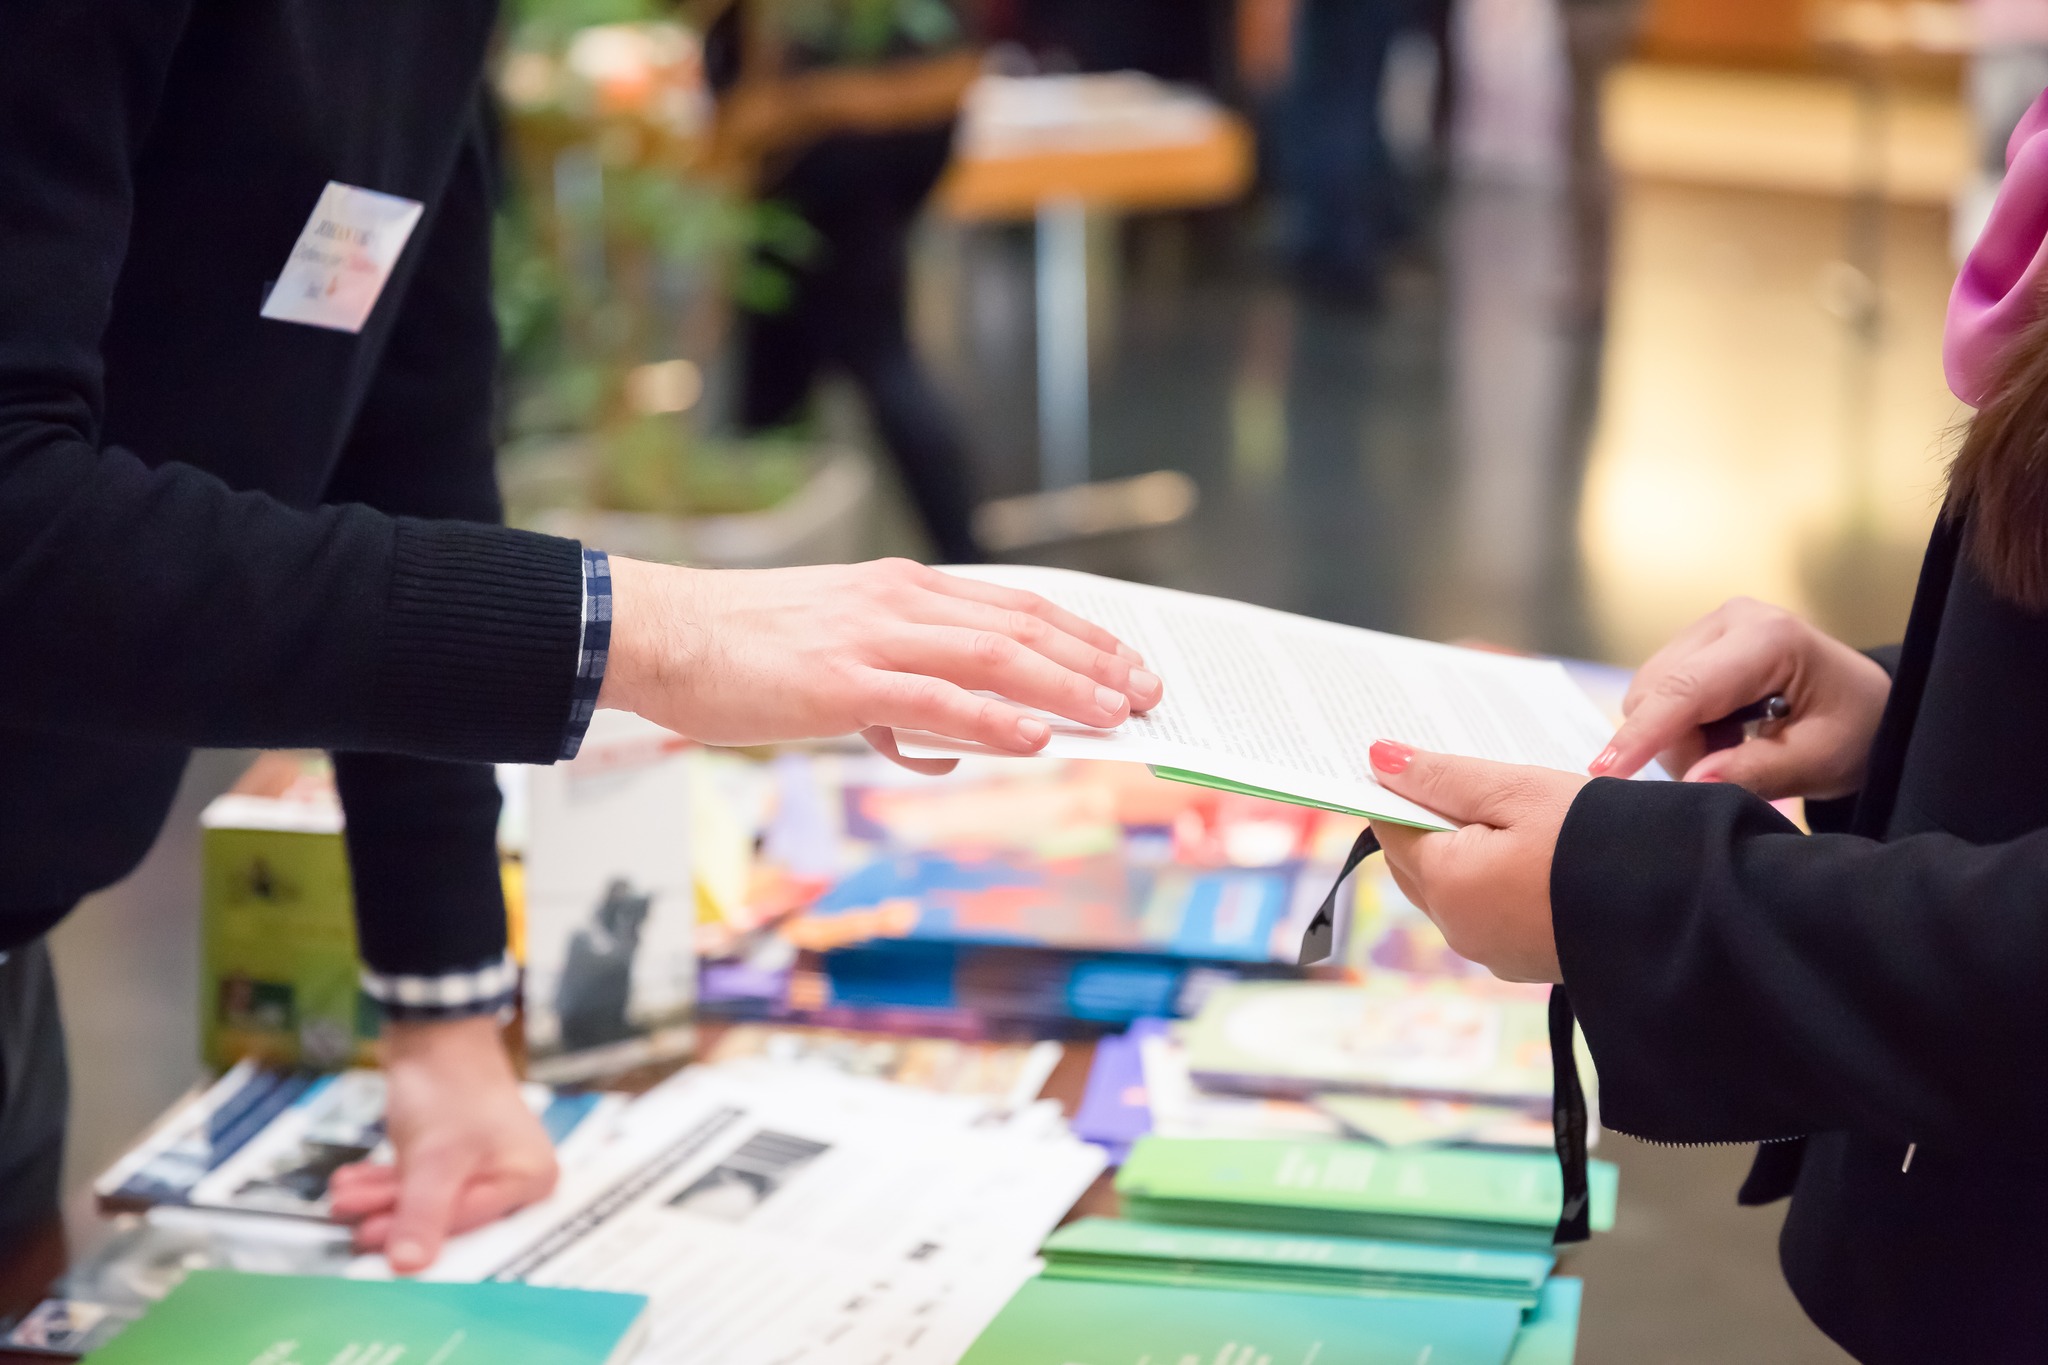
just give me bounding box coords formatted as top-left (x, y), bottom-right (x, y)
top-left (362, 952), bottom-right (519, 1022)
top-left (560, 547), bottom-right (612, 761)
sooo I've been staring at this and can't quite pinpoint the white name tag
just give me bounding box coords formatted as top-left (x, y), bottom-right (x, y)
top-left (260, 181), bottom-right (425, 334)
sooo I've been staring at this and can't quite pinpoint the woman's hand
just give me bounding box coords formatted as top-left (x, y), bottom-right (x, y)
top-left (329, 1017), bottom-right (558, 1274)
top-left (598, 558), bottom-right (1162, 762)
top-left (1366, 741), bottom-right (1584, 984)
top-left (1589, 597), bottom-right (1890, 799)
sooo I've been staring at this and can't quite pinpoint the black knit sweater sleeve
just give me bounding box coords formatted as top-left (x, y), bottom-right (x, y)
top-left (323, 115), bottom-right (523, 988)
top-left (0, 0), bottom-right (580, 765)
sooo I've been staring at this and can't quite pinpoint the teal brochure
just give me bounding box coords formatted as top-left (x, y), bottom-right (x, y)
top-left (83, 1270), bottom-right (647, 1365)
top-left (1506, 1278), bottom-right (1583, 1365)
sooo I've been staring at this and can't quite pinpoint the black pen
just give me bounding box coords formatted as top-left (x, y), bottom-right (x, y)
top-left (1702, 693), bottom-right (1791, 753)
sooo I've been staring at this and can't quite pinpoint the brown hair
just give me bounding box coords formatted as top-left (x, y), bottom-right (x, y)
top-left (1947, 304), bottom-right (2048, 611)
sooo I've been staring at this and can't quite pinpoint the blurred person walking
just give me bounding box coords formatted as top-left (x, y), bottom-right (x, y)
top-left (704, 0), bottom-right (987, 561)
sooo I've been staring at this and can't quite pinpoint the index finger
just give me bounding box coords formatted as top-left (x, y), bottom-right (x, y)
top-left (1621, 610), bottom-right (1732, 718)
top-left (1598, 629), bottom-right (1789, 777)
top-left (923, 571), bottom-right (1145, 666)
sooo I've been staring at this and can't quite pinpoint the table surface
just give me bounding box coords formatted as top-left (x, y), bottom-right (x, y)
top-left (937, 116), bottom-right (1254, 222)
top-left (0, 1032), bottom-right (1111, 1362)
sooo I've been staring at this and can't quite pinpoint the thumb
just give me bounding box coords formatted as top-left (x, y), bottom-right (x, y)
top-left (385, 1145), bottom-right (471, 1275)
top-left (1368, 740), bottom-right (1521, 827)
top-left (1680, 730), bottom-right (1818, 799)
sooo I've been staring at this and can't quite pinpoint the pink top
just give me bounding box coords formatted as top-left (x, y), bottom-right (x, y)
top-left (1945, 89), bottom-right (2048, 407)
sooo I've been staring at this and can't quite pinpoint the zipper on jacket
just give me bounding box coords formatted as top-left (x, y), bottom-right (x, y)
top-left (1602, 1126), bottom-right (1806, 1150)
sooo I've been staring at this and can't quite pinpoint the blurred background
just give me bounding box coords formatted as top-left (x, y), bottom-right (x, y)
top-left (46, 1), bottom-right (2045, 1361)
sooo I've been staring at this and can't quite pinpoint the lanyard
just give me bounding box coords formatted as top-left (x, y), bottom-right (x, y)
top-left (1300, 826), bottom-right (1590, 1245)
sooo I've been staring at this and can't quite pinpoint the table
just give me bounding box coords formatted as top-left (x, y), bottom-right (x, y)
top-left (0, 1033), bottom-right (1112, 1362)
top-left (937, 77), bottom-right (1253, 512)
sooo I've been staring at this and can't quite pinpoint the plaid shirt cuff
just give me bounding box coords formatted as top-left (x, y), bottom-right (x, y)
top-left (362, 952), bottom-right (519, 1021)
top-left (560, 547), bottom-right (612, 761)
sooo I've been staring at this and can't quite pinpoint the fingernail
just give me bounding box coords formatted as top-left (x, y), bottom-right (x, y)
top-left (1690, 770), bottom-right (1723, 784)
top-left (1589, 745), bottom-right (1617, 775)
top-left (1369, 740), bottom-right (1415, 774)
top-left (1095, 685), bottom-right (1126, 715)
top-left (1118, 645), bottom-right (1146, 665)
top-left (1018, 717), bottom-right (1050, 746)
top-left (390, 1239), bottom-right (423, 1269)
top-left (1130, 668), bottom-right (1161, 696)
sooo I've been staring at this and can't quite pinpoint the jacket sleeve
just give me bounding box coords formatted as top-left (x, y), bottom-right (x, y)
top-left (326, 112), bottom-right (516, 993)
top-left (0, 0), bottom-right (579, 764)
top-left (1554, 777), bottom-right (2048, 1153)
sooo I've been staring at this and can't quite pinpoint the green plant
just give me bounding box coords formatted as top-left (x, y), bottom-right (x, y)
top-left (493, 1), bottom-right (821, 517)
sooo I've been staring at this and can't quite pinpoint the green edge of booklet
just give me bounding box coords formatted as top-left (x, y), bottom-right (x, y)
top-left (1147, 766), bottom-right (1447, 830)
top-left (81, 1271), bottom-right (648, 1365)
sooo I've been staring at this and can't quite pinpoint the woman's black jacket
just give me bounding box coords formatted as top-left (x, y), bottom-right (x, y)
top-left (1557, 511), bottom-right (2048, 1361)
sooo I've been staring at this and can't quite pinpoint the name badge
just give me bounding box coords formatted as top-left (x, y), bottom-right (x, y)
top-left (260, 181), bottom-right (424, 334)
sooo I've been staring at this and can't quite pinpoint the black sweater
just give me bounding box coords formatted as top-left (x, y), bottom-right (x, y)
top-left (0, 0), bottom-right (581, 977)
top-left (1555, 512), bottom-right (2048, 1360)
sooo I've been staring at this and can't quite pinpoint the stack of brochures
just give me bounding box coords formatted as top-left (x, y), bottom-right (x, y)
top-left (960, 1272), bottom-right (1585, 1365)
top-left (699, 750), bottom-right (1369, 1031)
top-left (1041, 1218), bottom-right (1555, 1305)
top-left (1115, 1137), bottom-right (1618, 1251)
top-left (92, 1060), bottom-right (622, 1218)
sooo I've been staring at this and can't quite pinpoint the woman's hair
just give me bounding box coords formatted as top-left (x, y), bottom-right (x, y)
top-left (1947, 299), bottom-right (2048, 611)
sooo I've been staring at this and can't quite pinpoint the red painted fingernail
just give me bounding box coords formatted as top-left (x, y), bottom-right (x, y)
top-left (1589, 745), bottom-right (1618, 775)
top-left (1369, 740), bottom-right (1415, 774)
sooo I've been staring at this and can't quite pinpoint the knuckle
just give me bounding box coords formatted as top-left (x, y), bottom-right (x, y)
top-left (1758, 611), bottom-right (1801, 650)
top-left (1004, 609), bottom-right (1048, 643)
top-left (1651, 667), bottom-right (1703, 703)
top-left (972, 630), bottom-right (1019, 667)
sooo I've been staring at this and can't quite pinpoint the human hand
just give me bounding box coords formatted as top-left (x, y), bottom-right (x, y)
top-left (328, 1016), bottom-right (557, 1274)
top-left (1589, 597), bottom-right (1890, 799)
top-left (1366, 740), bottom-right (1586, 984)
top-left (597, 558), bottom-right (1163, 763)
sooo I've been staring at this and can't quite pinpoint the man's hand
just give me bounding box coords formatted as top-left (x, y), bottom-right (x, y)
top-left (328, 1016), bottom-right (557, 1275)
top-left (597, 558), bottom-right (1163, 763)
top-left (1366, 740), bottom-right (1586, 984)
top-left (1589, 597), bottom-right (1890, 799)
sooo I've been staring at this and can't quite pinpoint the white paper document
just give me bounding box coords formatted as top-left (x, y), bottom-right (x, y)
top-left (397, 1063), bottom-right (1104, 1365)
top-left (895, 566), bottom-right (1620, 831)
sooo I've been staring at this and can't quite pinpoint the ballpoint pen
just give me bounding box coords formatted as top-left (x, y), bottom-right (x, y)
top-left (1702, 693), bottom-right (1791, 753)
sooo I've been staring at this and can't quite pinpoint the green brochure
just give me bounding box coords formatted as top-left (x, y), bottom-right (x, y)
top-left (958, 1276), bottom-right (1523, 1365)
top-left (1116, 1138), bottom-right (1617, 1250)
top-left (83, 1271), bottom-right (647, 1365)
top-left (1041, 1218), bottom-right (1553, 1305)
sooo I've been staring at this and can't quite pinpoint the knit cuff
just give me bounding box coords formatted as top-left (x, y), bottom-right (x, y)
top-left (368, 519), bottom-right (584, 763)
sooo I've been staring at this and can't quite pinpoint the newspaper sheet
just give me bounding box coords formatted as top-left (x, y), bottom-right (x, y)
top-left (389, 1063), bottom-right (1103, 1365)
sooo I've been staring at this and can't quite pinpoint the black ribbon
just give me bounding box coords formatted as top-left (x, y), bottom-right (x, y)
top-left (1296, 826), bottom-right (1380, 966)
top-left (1299, 828), bottom-right (1590, 1245)
top-left (1549, 984), bottom-right (1591, 1244)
